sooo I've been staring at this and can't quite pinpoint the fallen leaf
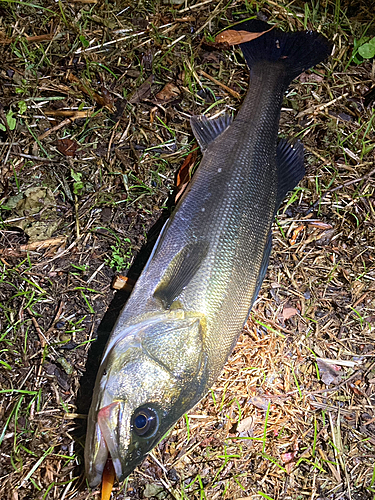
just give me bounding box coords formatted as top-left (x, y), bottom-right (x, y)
top-left (315, 228), bottom-right (335, 247)
top-left (56, 138), bottom-right (78, 157)
top-left (129, 75), bottom-right (154, 104)
top-left (307, 221), bottom-right (333, 230)
top-left (143, 483), bottom-right (164, 498)
top-left (16, 187), bottom-right (56, 216)
top-left (100, 85), bottom-right (116, 109)
top-left (316, 358), bottom-right (342, 386)
top-left (249, 396), bottom-right (271, 411)
top-left (101, 458), bottom-right (115, 500)
top-left (112, 275), bottom-right (136, 292)
top-left (299, 72), bottom-right (324, 83)
top-left (0, 236), bottom-right (66, 256)
top-left (280, 450), bottom-right (298, 464)
top-left (215, 26), bottom-right (273, 46)
top-left (45, 363), bottom-right (70, 391)
top-left (348, 382), bottom-right (365, 396)
top-left (155, 82), bottom-right (181, 103)
top-left (44, 109), bottom-right (94, 118)
top-left (289, 224), bottom-right (305, 245)
top-left (237, 416), bottom-right (254, 435)
top-left (12, 187), bottom-right (60, 242)
top-left (282, 306), bottom-right (298, 320)
top-left (175, 149), bottom-right (197, 202)
top-left (200, 436), bottom-right (222, 447)
top-left (68, 73), bottom-right (115, 111)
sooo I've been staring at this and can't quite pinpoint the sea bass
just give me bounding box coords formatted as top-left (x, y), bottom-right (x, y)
top-left (85, 19), bottom-right (332, 486)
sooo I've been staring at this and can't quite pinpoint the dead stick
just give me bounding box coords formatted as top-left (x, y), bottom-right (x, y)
top-left (0, 236), bottom-right (66, 255)
top-left (38, 118), bottom-right (72, 140)
top-left (198, 69), bottom-right (240, 99)
top-left (27, 308), bottom-right (46, 348)
top-left (296, 93), bottom-right (349, 119)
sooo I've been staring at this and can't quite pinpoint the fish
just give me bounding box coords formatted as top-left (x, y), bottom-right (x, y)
top-left (85, 19), bottom-right (332, 487)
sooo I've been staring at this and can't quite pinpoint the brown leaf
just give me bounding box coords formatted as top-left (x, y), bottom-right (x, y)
top-left (129, 75), bottom-right (154, 104)
top-left (299, 72), bottom-right (324, 83)
top-left (44, 109), bottom-right (94, 118)
top-left (99, 86), bottom-right (116, 109)
top-left (315, 228), bottom-right (335, 247)
top-left (348, 382), bottom-right (365, 396)
top-left (175, 149), bottom-right (197, 202)
top-left (67, 73), bottom-right (115, 111)
top-left (56, 138), bottom-right (78, 157)
top-left (102, 458), bottom-right (116, 500)
top-left (307, 221), bottom-right (333, 230)
top-left (280, 450), bottom-right (298, 464)
top-left (282, 306), bottom-right (298, 320)
top-left (112, 275), bottom-right (136, 292)
top-left (155, 82), bottom-right (181, 103)
top-left (249, 396), bottom-right (271, 411)
top-left (316, 358), bottom-right (342, 386)
top-left (215, 26), bottom-right (273, 46)
top-left (289, 224), bottom-right (305, 245)
top-left (237, 416), bottom-right (254, 435)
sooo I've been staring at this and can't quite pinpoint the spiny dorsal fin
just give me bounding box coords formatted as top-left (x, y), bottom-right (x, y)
top-left (154, 240), bottom-right (209, 309)
top-left (276, 139), bottom-right (305, 210)
top-left (190, 113), bottom-right (233, 152)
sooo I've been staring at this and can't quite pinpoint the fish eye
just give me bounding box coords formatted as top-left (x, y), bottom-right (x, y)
top-left (132, 406), bottom-right (158, 437)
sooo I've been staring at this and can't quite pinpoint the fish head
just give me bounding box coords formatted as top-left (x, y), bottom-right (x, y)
top-left (85, 311), bottom-right (207, 487)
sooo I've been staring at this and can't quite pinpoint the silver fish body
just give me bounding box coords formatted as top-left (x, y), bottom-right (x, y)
top-left (85, 20), bottom-right (332, 486)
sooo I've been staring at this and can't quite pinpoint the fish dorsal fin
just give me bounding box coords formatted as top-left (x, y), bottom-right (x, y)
top-left (276, 139), bottom-right (305, 210)
top-left (190, 113), bottom-right (233, 151)
top-left (154, 240), bottom-right (209, 308)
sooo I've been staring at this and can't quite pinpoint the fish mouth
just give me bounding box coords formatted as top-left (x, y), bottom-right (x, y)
top-left (96, 401), bottom-right (124, 482)
top-left (92, 401), bottom-right (147, 485)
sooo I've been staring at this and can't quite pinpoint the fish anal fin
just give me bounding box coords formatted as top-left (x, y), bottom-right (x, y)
top-left (154, 240), bottom-right (209, 308)
top-left (190, 113), bottom-right (233, 152)
top-left (276, 139), bottom-right (305, 210)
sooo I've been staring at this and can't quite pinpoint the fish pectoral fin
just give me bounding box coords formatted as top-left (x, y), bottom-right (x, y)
top-left (154, 240), bottom-right (209, 308)
top-left (276, 139), bottom-right (305, 210)
top-left (190, 113), bottom-right (233, 152)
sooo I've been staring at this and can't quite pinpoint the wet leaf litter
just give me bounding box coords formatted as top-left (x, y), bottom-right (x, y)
top-left (0, 2), bottom-right (375, 500)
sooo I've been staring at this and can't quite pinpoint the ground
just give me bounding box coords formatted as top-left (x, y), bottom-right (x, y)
top-left (0, 0), bottom-right (375, 499)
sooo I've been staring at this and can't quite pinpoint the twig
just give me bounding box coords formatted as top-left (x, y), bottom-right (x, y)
top-left (0, 237), bottom-right (66, 255)
top-left (179, 0), bottom-right (216, 14)
top-left (38, 118), bottom-right (72, 140)
top-left (198, 69), bottom-right (240, 99)
top-left (296, 93), bottom-right (349, 119)
top-left (9, 152), bottom-right (60, 162)
top-left (195, 0), bottom-right (225, 35)
top-left (27, 308), bottom-right (46, 348)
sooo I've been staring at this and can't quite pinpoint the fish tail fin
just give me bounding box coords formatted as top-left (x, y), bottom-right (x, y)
top-left (236, 19), bottom-right (332, 84)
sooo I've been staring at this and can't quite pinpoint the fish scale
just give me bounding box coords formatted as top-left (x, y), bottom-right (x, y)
top-left (85, 19), bottom-right (332, 488)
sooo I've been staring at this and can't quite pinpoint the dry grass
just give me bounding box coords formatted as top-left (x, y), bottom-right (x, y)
top-left (0, 0), bottom-right (375, 499)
